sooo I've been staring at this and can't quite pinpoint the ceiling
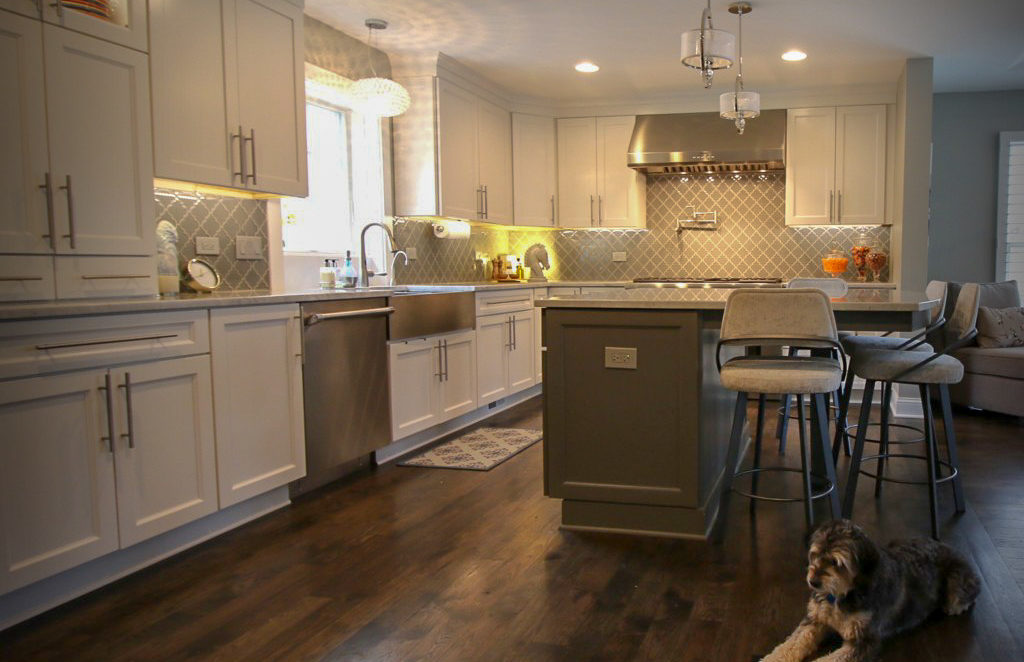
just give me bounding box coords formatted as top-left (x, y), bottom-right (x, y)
top-left (304, 0), bottom-right (1024, 103)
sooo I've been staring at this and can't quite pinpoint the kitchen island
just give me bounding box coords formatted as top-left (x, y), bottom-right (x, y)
top-left (536, 287), bottom-right (939, 540)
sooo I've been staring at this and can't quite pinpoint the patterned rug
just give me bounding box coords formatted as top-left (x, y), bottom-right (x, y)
top-left (398, 427), bottom-right (543, 471)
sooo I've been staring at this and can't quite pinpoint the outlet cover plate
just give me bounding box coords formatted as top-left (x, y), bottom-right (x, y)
top-left (196, 236), bottom-right (220, 255)
top-left (406, 246), bottom-right (418, 260)
top-left (235, 235), bottom-right (262, 260)
top-left (604, 346), bottom-right (637, 369)
top-left (612, 251), bottom-right (627, 262)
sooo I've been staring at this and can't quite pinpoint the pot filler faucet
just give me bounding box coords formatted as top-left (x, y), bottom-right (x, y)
top-left (359, 222), bottom-right (408, 287)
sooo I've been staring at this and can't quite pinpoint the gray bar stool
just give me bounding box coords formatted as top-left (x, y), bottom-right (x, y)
top-left (715, 289), bottom-right (844, 538)
top-left (842, 283), bottom-right (979, 540)
top-left (832, 281), bottom-right (947, 490)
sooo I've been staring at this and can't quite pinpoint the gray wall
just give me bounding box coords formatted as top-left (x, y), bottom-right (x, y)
top-left (929, 90), bottom-right (1024, 283)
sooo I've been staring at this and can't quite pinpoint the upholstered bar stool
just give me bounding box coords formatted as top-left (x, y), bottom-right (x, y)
top-left (716, 289), bottom-right (844, 537)
top-left (842, 284), bottom-right (979, 540)
top-left (832, 281), bottom-right (947, 489)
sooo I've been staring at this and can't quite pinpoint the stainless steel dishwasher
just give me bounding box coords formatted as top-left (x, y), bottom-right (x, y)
top-left (291, 298), bottom-right (393, 495)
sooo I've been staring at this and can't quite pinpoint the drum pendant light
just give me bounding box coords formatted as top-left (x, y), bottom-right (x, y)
top-left (681, 0), bottom-right (735, 88)
top-left (719, 2), bottom-right (760, 134)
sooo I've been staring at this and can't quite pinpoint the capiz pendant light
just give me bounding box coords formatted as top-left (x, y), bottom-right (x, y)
top-left (681, 0), bottom-right (735, 88)
top-left (719, 2), bottom-right (760, 134)
top-left (350, 18), bottom-right (411, 118)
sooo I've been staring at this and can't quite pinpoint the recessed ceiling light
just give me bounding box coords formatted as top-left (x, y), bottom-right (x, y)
top-left (574, 61), bottom-right (600, 73)
top-left (781, 50), bottom-right (807, 62)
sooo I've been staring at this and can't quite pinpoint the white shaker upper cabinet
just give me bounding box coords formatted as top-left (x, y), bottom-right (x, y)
top-left (43, 24), bottom-right (153, 256)
top-left (557, 117), bottom-right (598, 228)
top-left (0, 10), bottom-right (51, 254)
top-left (512, 113), bottom-right (557, 227)
top-left (835, 105), bottom-right (888, 225)
top-left (437, 78), bottom-right (481, 221)
top-left (476, 97), bottom-right (513, 224)
top-left (785, 107), bottom-right (836, 226)
top-left (42, 0), bottom-right (148, 52)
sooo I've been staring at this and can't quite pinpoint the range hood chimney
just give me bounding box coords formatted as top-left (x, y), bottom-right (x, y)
top-left (627, 109), bottom-right (785, 176)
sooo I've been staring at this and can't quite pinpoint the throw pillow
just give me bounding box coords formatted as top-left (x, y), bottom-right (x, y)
top-left (976, 306), bottom-right (1024, 348)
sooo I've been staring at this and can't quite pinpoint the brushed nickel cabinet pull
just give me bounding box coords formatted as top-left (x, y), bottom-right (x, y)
top-left (829, 190), bottom-right (834, 224)
top-left (35, 333), bottom-right (177, 351)
top-left (100, 373), bottom-right (115, 453)
top-left (598, 195), bottom-right (604, 226)
top-left (511, 314), bottom-right (517, 350)
top-left (550, 195), bottom-right (555, 225)
top-left (435, 339), bottom-right (443, 381)
top-left (837, 191), bottom-right (843, 223)
top-left (119, 373), bottom-right (135, 449)
top-left (39, 172), bottom-right (56, 249)
top-left (304, 306), bottom-right (395, 326)
top-left (60, 175), bottom-right (75, 248)
top-left (237, 125), bottom-right (247, 184)
top-left (246, 128), bottom-right (257, 184)
top-left (589, 195), bottom-right (595, 226)
top-left (0, 276), bottom-right (45, 282)
top-left (49, 0), bottom-right (62, 18)
top-left (231, 129), bottom-right (244, 181)
top-left (482, 185), bottom-right (488, 219)
top-left (442, 338), bottom-right (449, 381)
top-left (81, 274), bottom-right (151, 280)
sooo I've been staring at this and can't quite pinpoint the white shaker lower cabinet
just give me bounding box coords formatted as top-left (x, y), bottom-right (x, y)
top-left (209, 305), bottom-right (305, 508)
top-left (0, 369), bottom-right (118, 594)
top-left (476, 311), bottom-right (535, 404)
top-left (110, 355), bottom-right (218, 548)
top-left (389, 330), bottom-right (477, 440)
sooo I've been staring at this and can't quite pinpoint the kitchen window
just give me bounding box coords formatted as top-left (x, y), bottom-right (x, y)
top-left (997, 131), bottom-right (1024, 288)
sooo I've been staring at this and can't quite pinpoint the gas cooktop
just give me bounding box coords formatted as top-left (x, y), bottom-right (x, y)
top-left (630, 277), bottom-right (784, 288)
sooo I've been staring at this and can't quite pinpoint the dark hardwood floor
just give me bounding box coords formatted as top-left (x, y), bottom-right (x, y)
top-left (2, 397), bottom-right (1023, 661)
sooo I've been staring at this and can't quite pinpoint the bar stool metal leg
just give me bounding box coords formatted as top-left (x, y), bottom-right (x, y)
top-left (939, 383), bottom-right (966, 513)
top-left (777, 394), bottom-right (791, 454)
top-left (750, 394), bottom-right (767, 512)
top-left (812, 393), bottom-right (842, 519)
top-left (796, 395), bottom-right (814, 529)
top-left (875, 382), bottom-right (893, 497)
top-left (843, 379), bottom-right (876, 519)
top-left (715, 391), bottom-right (749, 543)
top-left (833, 370), bottom-right (856, 462)
top-left (920, 384), bottom-right (941, 540)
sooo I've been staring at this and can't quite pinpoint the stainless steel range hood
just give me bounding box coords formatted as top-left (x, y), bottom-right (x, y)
top-left (627, 109), bottom-right (786, 176)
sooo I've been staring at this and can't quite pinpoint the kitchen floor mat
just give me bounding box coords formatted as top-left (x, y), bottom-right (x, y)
top-left (397, 427), bottom-right (542, 471)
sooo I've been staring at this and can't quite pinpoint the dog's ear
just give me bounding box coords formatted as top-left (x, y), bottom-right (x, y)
top-left (850, 528), bottom-right (881, 578)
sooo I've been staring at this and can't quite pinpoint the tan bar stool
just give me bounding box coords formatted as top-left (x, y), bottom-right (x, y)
top-left (842, 284), bottom-right (979, 540)
top-left (715, 288), bottom-right (844, 538)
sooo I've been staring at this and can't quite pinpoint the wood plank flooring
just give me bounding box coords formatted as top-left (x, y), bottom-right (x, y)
top-left (2, 397), bottom-right (1022, 661)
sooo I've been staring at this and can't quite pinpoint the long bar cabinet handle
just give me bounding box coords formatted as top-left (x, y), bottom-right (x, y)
top-left (246, 128), bottom-right (257, 184)
top-left (39, 172), bottom-right (56, 249)
top-left (0, 276), bottom-right (45, 282)
top-left (304, 306), bottom-right (395, 326)
top-left (100, 373), bottom-right (115, 453)
top-left (119, 373), bottom-right (135, 449)
top-left (550, 195), bottom-right (556, 225)
top-left (60, 175), bottom-right (75, 249)
top-left (81, 274), bottom-right (152, 280)
top-left (442, 338), bottom-right (449, 381)
top-left (35, 333), bottom-right (178, 351)
top-left (49, 1), bottom-right (63, 18)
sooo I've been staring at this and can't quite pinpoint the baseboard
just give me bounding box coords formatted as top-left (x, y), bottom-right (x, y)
top-left (374, 384), bottom-right (543, 465)
top-left (0, 487), bottom-right (291, 631)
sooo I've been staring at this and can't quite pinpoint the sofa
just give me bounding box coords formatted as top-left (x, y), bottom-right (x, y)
top-left (936, 280), bottom-right (1024, 416)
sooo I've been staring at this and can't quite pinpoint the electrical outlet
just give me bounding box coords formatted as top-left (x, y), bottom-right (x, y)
top-left (406, 246), bottom-right (418, 260)
top-left (195, 236), bottom-right (220, 255)
top-left (612, 251), bottom-right (627, 262)
top-left (604, 346), bottom-right (637, 369)
top-left (235, 235), bottom-right (262, 260)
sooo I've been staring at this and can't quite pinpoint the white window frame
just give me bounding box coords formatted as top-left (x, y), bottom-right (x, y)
top-left (996, 131), bottom-right (1024, 286)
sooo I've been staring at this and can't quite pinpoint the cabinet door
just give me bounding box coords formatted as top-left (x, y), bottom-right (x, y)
top-left (835, 105), bottom-right (887, 225)
top-left (43, 26), bottom-right (153, 255)
top-left (111, 356), bottom-right (217, 548)
top-left (512, 113), bottom-right (556, 226)
top-left (0, 10), bottom-right (51, 255)
top-left (233, 0), bottom-right (306, 196)
top-left (596, 116), bottom-right (644, 228)
top-left (508, 311), bottom-right (535, 393)
top-left (438, 79), bottom-right (480, 220)
top-left (150, 0), bottom-right (238, 188)
top-left (477, 97), bottom-right (513, 224)
top-left (557, 117), bottom-right (597, 227)
top-left (438, 330), bottom-right (477, 421)
top-left (785, 107), bottom-right (836, 226)
top-left (210, 305), bottom-right (306, 507)
top-left (43, 0), bottom-right (148, 52)
top-left (389, 337), bottom-right (441, 440)
top-left (0, 1), bottom-right (41, 19)
top-left (476, 313), bottom-right (510, 403)
top-left (0, 369), bottom-right (118, 594)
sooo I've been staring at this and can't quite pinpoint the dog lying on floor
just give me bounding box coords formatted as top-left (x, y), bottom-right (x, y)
top-left (761, 520), bottom-right (980, 662)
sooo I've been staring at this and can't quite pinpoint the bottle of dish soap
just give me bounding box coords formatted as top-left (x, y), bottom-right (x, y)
top-left (319, 259), bottom-right (336, 289)
top-left (342, 250), bottom-right (358, 288)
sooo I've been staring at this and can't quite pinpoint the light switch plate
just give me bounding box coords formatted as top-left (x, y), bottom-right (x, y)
top-left (196, 236), bottom-right (220, 255)
top-left (235, 235), bottom-right (262, 260)
top-left (605, 346), bottom-right (637, 369)
top-left (612, 251), bottom-right (627, 262)
top-left (406, 246), bottom-right (418, 260)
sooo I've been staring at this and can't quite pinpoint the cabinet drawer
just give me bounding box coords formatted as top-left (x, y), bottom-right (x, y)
top-left (55, 257), bottom-right (157, 299)
top-left (0, 309), bottom-right (210, 379)
top-left (475, 288), bottom-right (534, 316)
top-left (0, 256), bottom-right (56, 302)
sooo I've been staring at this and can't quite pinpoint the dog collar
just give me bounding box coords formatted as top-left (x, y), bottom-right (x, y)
top-left (826, 594), bottom-right (837, 605)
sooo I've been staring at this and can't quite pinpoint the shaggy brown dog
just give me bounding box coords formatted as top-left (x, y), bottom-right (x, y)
top-left (761, 520), bottom-right (980, 661)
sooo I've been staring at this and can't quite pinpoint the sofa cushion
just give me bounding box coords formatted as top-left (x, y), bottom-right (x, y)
top-left (976, 306), bottom-right (1024, 348)
top-left (941, 281), bottom-right (1021, 348)
top-left (953, 345), bottom-right (1024, 380)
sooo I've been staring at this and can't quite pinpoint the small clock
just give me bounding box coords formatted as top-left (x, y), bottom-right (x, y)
top-left (185, 258), bottom-right (221, 292)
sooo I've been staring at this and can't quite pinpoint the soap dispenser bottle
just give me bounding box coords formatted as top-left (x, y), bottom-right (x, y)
top-left (342, 250), bottom-right (358, 288)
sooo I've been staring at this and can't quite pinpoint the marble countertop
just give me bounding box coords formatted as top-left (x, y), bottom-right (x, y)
top-left (535, 287), bottom-right (938, 312)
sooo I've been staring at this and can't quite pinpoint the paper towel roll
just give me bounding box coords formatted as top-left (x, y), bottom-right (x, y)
top-left (433, 221), bottom-right (471, 239)
top-left (432, 223), bottom-right (449, 239)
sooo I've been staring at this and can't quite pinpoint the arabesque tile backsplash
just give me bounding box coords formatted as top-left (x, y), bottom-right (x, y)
top-left (393, 173), bottom-right (890, 284)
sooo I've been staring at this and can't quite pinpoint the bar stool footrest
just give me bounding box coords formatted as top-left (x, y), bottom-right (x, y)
top-left (856, 453), bottom-right (959, 486)
top-left (844, 422), bottom-right (925, 445)
top-left (732, 467), bottom-right (835, 503)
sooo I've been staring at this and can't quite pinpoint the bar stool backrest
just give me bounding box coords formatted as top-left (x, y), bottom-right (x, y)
top-left (721, 288), bottom-right (839, 346)
top-left (947, 282), bottom-right (981, 342)
top-left (787, 278), bottom-right (849, 298)
top-left (925, 280), bottom-right (948, 326)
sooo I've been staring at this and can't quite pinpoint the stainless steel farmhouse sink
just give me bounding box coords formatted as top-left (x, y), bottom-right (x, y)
top-left (386, 289), bottom-right (475, 340)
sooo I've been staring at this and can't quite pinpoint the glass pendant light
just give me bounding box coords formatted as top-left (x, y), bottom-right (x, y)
top-left (681, 0), bottom-right (735, 88)
top-left (719, 2), bottom-right (760, 134)
top-left (350, 19), bottom-right (411, 118)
